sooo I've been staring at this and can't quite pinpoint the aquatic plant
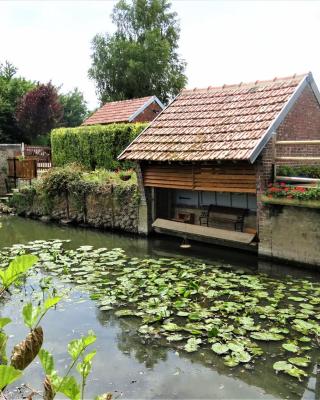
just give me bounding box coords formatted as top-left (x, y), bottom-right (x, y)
top-left (1, 240), bottom-right (319, 382)
top-left (0, 254), bottom-right (108, 400)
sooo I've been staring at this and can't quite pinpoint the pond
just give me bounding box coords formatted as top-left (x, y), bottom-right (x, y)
top-left (0, 215), bottom-right (320, 400)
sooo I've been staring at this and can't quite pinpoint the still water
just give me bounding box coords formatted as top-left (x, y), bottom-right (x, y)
top-left (0, 215), bottom-right (319, 400)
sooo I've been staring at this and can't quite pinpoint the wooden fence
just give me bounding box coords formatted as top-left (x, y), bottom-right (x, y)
top-left (24, 145), bottom-right (52, 173)
top-left (7, 158), bottom-right (37, 182)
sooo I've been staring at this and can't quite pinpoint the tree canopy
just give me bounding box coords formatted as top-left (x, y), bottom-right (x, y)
top-left (88, 0), bottom-right (187, 105)
top-left (0, 61), bottom-right (35, 143)
top-left (15, 82), bottom-right (63, 143)
top-left (59, 88), bottom-right (88, 127)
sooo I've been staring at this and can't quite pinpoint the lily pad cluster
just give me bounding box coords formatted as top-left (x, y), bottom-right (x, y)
top-left (1, 240), bottom-right (320, 380)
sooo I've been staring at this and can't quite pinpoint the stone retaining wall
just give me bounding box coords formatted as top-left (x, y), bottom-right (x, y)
top-left (0, 144), bottom-right (21, 195)
top-left (259, 203), bottom-right (320, 267)
top-left (11, 185), bottom-right (140, 234)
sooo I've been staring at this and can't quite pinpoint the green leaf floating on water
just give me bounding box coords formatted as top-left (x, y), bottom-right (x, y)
top-left (273, 361), bottom-right (308, 381)
top-left (166, 334), bottom-right (184, 342)
top-left (282, 343), bottom-right (300, 353)
top-left (162, 322), bottom-right (183, 332)
top-left (288, 356), bottom-right (310, 367)
top-left (250, 332), bottom-right (284, 341)
top-left (211, 343), bottom-right (229, 355)
top-left (3, 239), bottom-right (320, 382)
top-left (184, 338), bottom-right (202, 352)
top-left (114, 309), bottom-right (137, 317)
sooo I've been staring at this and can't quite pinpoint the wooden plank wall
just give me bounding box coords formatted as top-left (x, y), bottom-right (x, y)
top-left (142, 163), bottom-right (256, 193)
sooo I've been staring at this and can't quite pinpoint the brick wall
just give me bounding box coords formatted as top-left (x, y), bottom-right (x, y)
top-left (133, 101), bottom-right (162, 123)
top-left (256, 83), bottom-right (320, 236)
top-left (276, 84), bottom-right (320, 166)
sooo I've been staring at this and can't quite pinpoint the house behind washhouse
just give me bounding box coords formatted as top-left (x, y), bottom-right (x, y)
top-left (119, 73), bottom-right (320, 263)
top-left (82, 95), bottom-right (164, 125)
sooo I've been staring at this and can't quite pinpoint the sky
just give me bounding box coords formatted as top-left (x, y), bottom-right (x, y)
top-left (1, 0), bottom-right (320, 110)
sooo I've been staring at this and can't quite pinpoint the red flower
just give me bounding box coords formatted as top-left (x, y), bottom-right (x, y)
top-left (280, 182), bottom-right (286, 187)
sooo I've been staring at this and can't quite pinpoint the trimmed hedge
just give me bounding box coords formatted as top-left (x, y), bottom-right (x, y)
top-left (51, 123), bottom-right (147, 170)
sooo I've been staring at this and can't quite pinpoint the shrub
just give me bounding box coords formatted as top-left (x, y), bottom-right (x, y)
top-left (51, 123), bottom-right (147, 170)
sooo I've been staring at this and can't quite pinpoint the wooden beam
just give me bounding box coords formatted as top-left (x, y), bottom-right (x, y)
top-left (275, 156), bottom-right (320, 161)
top-left (276, 140), bottom-right (320, 145)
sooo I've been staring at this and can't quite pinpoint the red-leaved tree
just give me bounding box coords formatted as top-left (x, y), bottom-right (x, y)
top-left (15, 82), bottom-right (63, 142)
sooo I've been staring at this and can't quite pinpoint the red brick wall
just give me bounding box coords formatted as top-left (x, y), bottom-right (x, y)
top-left (256, 84), bottom-right (320, 235)
top-left (258, 84), bottom-right (320, 193)
top-left (133, 101), bottom-right (162, 123)
top-left (276, 84), bottom-right (320, 166)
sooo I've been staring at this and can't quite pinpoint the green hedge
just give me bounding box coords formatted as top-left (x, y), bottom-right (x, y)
top-left (51, 123), bottom-right (146, 170)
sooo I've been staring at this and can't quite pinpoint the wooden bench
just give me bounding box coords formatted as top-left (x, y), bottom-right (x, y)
top-left (199, 205), bottom-right (247, 232)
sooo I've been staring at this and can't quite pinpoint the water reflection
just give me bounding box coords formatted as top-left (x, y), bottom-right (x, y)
top-left (2, 215), bottom-right (320, 399)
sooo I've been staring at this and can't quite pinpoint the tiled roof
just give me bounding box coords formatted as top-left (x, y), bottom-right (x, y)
top-left (119, 74), bottom-right (307, 162)
top-left (82, 96), bottom-right (157, 125)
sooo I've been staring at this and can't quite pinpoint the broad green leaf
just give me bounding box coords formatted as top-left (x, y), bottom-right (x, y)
top-left (22, 303), bottom-right (41, 329)
top-left (286, 366), bottom-right (308, 380)
top-left (0, 365), bottom-right (22, 390)
top-left (0, 332), bottom-right (8, 364)
top-left (58, 376), bottom-right (80, 400)
top-left (114, 309), bottom-right (136, 317)
top-left (273, 361), bottom-right (292, 372)
top-left (250, 332), bottom-right (284, 341)
top-left (0, 317), bottom-right (11, 329)
top-left (44, 296), bottom-right (62, 311)
top-left (288, 356), bottom-right (311, 367)
top-left (68, 331), bottom-right (96, 361)
top-left (76, 350), bottom-right (96, 379)
top-left (223, 354), bottom-right (239, 367)
top-left (234, 350), bottom-right (252, 363)
top-left (166, 334), bottom-right (184, 342)
top-left (68, 339), bottom-right (83, 361)
top-left (282, 343), bottom-right (300, 353)
top-left (38, 348), bottom-right (55, 375)
top-left (184, 337), bottom-right (201, 352)
top-left (0, 255), bottom-right (38, 289)
top-left (211, 343), bottom-right (229, 355)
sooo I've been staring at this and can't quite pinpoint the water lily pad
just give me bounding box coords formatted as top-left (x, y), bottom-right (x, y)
top-left (288, 356), bottom-right (310, 367)
top-left (211, 343), bottom-right (229, 355)
top-left (115, 309), bottom-right (137, 317)
top-left (282, 343), bottom-right (300, 353)
top-left (250, 332), bottom-right (284, 341)
top-left (184, 338), bottom-right (202, 352)
top-left (166, 334), bottom-right (184, 342)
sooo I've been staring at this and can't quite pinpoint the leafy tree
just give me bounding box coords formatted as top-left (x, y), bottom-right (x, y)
top-left (59, 88), bottom-right (88, 127)
top-left (88, 0), bottom-right (187, 104)
top-left (15, 82), bottom-right (63, 143)
top-left (0, 61), bottom-right (35, 143)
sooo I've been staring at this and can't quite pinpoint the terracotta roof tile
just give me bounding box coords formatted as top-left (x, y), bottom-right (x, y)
top-left (82, 96), bottom-right (157, 125)
top-left (119, 74), bottom-right (307, 161)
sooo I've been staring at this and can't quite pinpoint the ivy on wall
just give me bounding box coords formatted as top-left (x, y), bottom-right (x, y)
top-left (51, 123), bottom-right (147, 170)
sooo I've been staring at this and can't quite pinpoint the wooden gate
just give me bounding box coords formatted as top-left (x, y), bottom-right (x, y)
top-left (7, 158), bottom-right (37, 182)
